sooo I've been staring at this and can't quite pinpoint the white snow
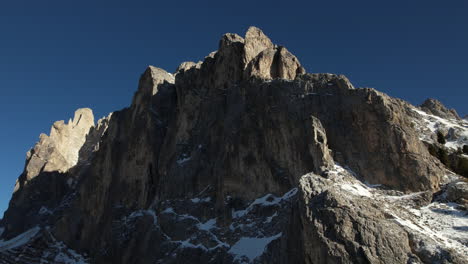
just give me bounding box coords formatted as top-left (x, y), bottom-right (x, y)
top-left (197, 218), bottom-right (217, 231)
top-left (232, 188), bottom-right (297, 218)
top-left (228, 233), bottom-right (282, 262)
top-left (302, 160), bottom-right (468, 258)
top-left (161, 207), bottom-right (175, 214)
top-left (39, 206), bottom-right (53, 215)
top-left (264, 212), bottom-right (278, 224)
top-left (50, 240), bottom-right (89, 264)
top-left (411, 108), bottom-right (468, 150)
top-left (384, 192), bottom-right (426, 201)
top-left (384, 195), bottom-right (467, 256)
top-left (445, 129), bottom-right (468, 150)
top-left (0, 226), bottom-right (40, 252)
top-left (162, 207), bottom-right (202, 221)
top-left (191, 197), bottom-right (211, 203)
top-left (126, 209), bottom-right (158, 226)
top-left (176, 239), bottom-right (208, 251)
top-left (340, 182), bottom-right (372, 197)
top-left (177, 155), bottom-right (191, 165)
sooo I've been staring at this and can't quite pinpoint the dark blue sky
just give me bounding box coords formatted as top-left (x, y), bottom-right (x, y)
top-left (1, 0), bottom-right (467, 216)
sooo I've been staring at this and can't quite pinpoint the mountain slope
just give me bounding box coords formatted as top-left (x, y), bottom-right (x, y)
top-left (1, 27), bottom-right (467, 264)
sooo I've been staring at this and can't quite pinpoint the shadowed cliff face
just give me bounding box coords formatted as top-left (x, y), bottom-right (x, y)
top-left (2, 27), bottom-right (463, 264)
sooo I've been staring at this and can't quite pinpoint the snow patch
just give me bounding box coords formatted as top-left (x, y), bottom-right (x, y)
top-left (228, 233), bottom-right (282, 262)
top-left (50, 240), bottom-right (89, 264)
top-left (191, 197), bottom-right (211, 203)
top-left (126, 209), bottom-right (158, 226)
top-left (232, 188), bottom-right (297, 219)
top-left (197, 218), bottom-right (217, 231)
top-left (177, 155), bottom-right (191, 165)
top-left (162, 207), bottom-right (198, 221)
top-left (0, 226), bottom-right (40, 251)
top-left (39, 206), bottom-right (53, 215)
top-left (340, 182), bottom-right (372, 197)
top-left (264, 212), bottom-right (278, 224)
top-left (161, 207), bottom-right (175, 214)
top-left (392, 202), bottom-right (468, 257)
top-left (411, 107), bottom-right (468, 150)
top-left (176, 239), bottom-right (208, 251)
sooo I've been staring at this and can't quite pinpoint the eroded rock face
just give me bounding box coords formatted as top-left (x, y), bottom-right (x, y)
top-left (15, 108), bottom-right (95, 192)
top-left (1, 26), bottom-right (465, 264)
top-left (1, 108), bottom-right (109, 240)
top-left (299, 174), bottom-right (418, 264)
top-left (420, 98), bottom-right (461, 120)
top-left (243, 26), bottom-right (274, 64)
top-left (243, 27), bottom-right (305, 80)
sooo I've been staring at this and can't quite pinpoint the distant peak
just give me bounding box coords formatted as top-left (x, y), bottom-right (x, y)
top-left (420, 98), bottom-right (460, 120)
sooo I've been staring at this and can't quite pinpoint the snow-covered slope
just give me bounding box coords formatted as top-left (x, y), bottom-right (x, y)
top-left (302, 164), bottom-right (468, 260)
top-left (0, 227), bottom-right (88, 264)
top-left (411, 107), bottom-right (468, 151)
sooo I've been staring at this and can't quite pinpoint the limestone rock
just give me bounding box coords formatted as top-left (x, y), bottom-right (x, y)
top-left (131, 66), bottom-right (175, 116)
top-left (297, 170), bottom-right (466, 264)
top-left (299, 174), bottom-right (418, 264)
top-left (175, 61), bottom-right (202, 74)
top-left (1, 27), bottom-right (465, 264)
top-left (243, 26), bottom-right (274, 65)
top-left (446, 181), bottom-right (468, 203)
top-left (420, 98), bottom-right (461, 120)
top-left (244, 29), bottom-right (305, 80)
top-left (15, 108), bottom-right (94, 191)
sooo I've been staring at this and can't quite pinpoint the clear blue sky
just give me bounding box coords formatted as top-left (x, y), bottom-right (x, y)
top-left (1, 0), bottom-right (467, 217)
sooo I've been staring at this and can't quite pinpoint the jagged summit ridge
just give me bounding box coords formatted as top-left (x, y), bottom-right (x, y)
top-left (14, 108), bottom-right (95, 192)
top-left (420, 98), bottom-right (461, 120)
top-left (1, 26), bottom-right (467, 264)
top-left (173, 26), bottom-right (305, 82)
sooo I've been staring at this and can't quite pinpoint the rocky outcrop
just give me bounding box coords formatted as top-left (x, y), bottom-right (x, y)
top-left (299, 173), bottom-right (419, 264)
top-left (446, 181), bottom-right (468, 205)
top-left (1, 26), bottom-right (466, 264)
top-left (243, 27), bottom-right (305, 80)
top-left (420, 98), bottom-right (461, 120)
top-left (15, 108), bottom-right (94, 192)
top-left (298, 167), bottom-right (467, 264)
top-left (1, 109), bottom-right (110, 241)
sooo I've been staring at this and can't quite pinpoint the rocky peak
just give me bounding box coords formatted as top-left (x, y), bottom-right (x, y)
top-left (243, 26), bottom-right (274, 64)
top-left (242, 27), bottom-right (306, 80)
top-left (176, 61), bottom-right (202, 74)
top-left (2, 27), bottom-right (467, 264)
top-left (15, 108), bottom-right (95, 192)
top-left (177, 26), bottom-right (305, 87)
top-left (420, 98), bottom-right (461, 120)
top-left (131, 66), bottom-right (175, 114)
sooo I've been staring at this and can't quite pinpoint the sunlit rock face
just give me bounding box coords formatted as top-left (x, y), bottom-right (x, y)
top-left (15, 108), bottom-right (95, 192)
top-left (1, 27), bottom-right (467, 264)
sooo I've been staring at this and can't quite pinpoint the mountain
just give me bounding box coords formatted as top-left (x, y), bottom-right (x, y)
top-left (1, 27), bottom-right (467, 264)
